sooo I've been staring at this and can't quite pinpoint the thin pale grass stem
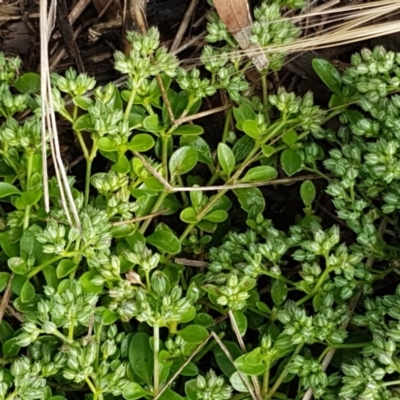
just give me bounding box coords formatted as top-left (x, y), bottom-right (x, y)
top-left (153, 334), bottom-right (212, 400)
top-left (229, 310), bottom-right (262, 400)
top-left (111, 209), bottom-right (169, 226)
top-left (210, 332), bottom-right (258, 400)
top-left (40, 0), bottom-right (50, 213)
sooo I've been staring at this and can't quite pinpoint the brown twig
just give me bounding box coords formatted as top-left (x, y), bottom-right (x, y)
top-left (170, 0), bottom-right (200, 52)
top-left (171, 30), bottom-right (206, 56)
top-left (111, 209), bottom-right (170, 226)
top-left (53, 0), bottom-right (91, 39)
top-left (0, 273), bottom-right (14, 324)
top-left (174, 258), bottom-right (208, 268)
top-left (175, 104), bottom-right (232, 125)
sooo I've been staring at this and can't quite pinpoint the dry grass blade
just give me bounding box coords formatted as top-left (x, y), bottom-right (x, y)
top-left (40, 0), bottom-right (81, 229)
top-left (229, 310), bottom-right (262, 399)
top-left (195, 0), bottom-right (400, 64)
top-left (153, 334), bottom-right (212, 400)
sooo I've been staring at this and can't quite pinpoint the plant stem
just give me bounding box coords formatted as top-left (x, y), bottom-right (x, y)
top-left (75, 130), bottom-right (89, 159)
top-left (222, 108), bottom-right (232, 144)
top-left (123, 85), bottom-right (138, 121)
top-left (267, 342), bottom-right (304, 399)
top-left (261, 73), bottom-right (268, 107)
top-left (5, 391), bottom-right (17, 400)
top-left (153, 323), bottom-right (160, 396)
top-left (382, 379), bottom-right (400, 387)
top-left (296, 258), bottom-right (333, 306)
top-left (84, 159), bottom-right (93, 207)
top-left (139, 191), bottom-right (169, 234)
top-left (26, 251), bottom-right (79, 279)
top-left (84, 142), bottom-right (98, 207)
top-left (178, 143), bottom-right (260, 243)
top-left (23, 151), bottom-right (34, 229)
top-left (68, 324), bottom-right (74, 341)
top-left (84, 377), bottom-right (97, 396)
top-left (330, 342), bottom-right (371, 349)
top-left (161, 135), bottom-right (169, 181)
top-left (262, 368), bottom-right (270, 397)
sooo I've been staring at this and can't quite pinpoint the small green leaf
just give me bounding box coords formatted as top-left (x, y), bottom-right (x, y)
top-left (97, 137), bottom-right (116, 152)
top-left (102, 309), bottom-right (119, 325)
top-left (80, 271), bottom-right (103, 294)
top-left (180, 136), bottom-right (212, 164)
top-left (230, 371), bottom-right (250, 392)
top-left (0, 232), bottom-right (19, 257)
top-left (329, 94), bottom-right (346, 109)
top-left (128, 134), bottom-right (155, 152)
top-left (169, 146), bottom-right (198, 176)
top-left (56, 259), bottom-right (77, 278)
top-left (0, 272), bottom-right (10, 293)
top-left (147, 229), bottom-right (181, 254)
top-left (214, 341), bottom-right (242, 378)
top-left (180, 207), bottom-right (198, 224)
top-left (0, 182), bottom-right (20, 198)
top-left (143, 114), bottom-right (165, 132)
top-left (271, 279), bottom-right (287, 306)
top-left (112, 155), bottom-right (130, 174)
top-left (14, 72), bottom-right (40, 94)
top-left (172, 124), bottom-right (204, 135)
top-left (190, 189), bottom-right (203, 211)
top-left (177, 325), bottom-right (209, 344)
top-left (194, 313), bottom-right (214, 329)
top-left (282, 130), bottom-right (298, 146)
top-left (218, 143), bottom-right (235, 178)
top-left (42, 266), bottom-right (59, 289)
top-left (241, 166), bottom-right (277, 183)
top-left (280, 149), bottom-right (302, 176)
top-left (242, 120), bottom-right (260, 139)
top-left (129, 332), bottom-right (153, 385)
top-left (20, 280), bottom-right (35, 303)
top-left (256, 301), bottom-right (271, 314)
top-left (20, 225), bottom-right (42, 258)
top-left (233, 135), bottom-right (254, 162)
top-left (19, 191), bottom-right (42, 207)
top-left (185, 380), bottom-right (199, 400)
top-left (8, 257), bottom-right (27, 275)
top-left (261, 144), bottom-right (275, 158)
top-left (233, 187), bottom-right (265, 212)
top-left (312, 58), bottom-right (342, 95)
top-left (203, 210), bottom-right (228, 223)
top-left (72, 114), bottom-right (93, 131)
top-left (300, 180), bottom-right (316, 208)
top-left (72, 96), bottom-right (93, 110)
top-left (159, 389), bottom-right (184, 400)
top-left (2, 338), bottom-right (20, 357)
top-left (233, 103), bottom-right (256, 129)
top-left (0, 320), bottom-right (14, 344)
top-left (123, 382), bottom-right (151, 400)
top-left (234, 354), bottom-right (267, 376)
top-left (231, 310), bottom-right (247, 337)
top-left (11, 276), bottom-right (27, 295)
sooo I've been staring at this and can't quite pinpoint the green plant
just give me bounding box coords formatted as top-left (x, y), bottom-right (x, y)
top-left (0, 0), bottom-right (400, 398)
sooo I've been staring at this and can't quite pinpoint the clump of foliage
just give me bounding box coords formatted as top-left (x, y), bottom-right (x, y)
top-left (0, 1), bottom-right (399, 399)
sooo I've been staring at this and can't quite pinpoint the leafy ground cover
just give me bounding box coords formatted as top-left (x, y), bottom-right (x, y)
top-left (0, 1), bottom-right (399, 400)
